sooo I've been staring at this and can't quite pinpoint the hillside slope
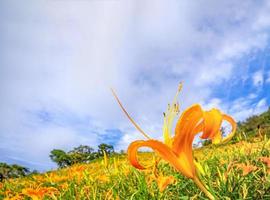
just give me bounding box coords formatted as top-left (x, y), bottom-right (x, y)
top-left (1, 109), bottom-right (270, 199)
top-left (238, 107), bottom-right (270, 138)
top-left (1, 137), bottom-right (270, 200)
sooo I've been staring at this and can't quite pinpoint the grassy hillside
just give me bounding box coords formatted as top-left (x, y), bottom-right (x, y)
top-left (237, 107), bottom-right (270, 138)
top-left (1, 109), bottom-right (270, 200)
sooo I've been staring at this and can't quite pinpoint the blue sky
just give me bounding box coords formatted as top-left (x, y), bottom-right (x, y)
top-left (1, 0), bottom-right (270, 171)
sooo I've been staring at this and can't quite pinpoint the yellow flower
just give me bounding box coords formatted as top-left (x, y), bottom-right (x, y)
top-left (112, 84), bottom-right (236, 199)
top-left (97, 174), bottom-right (110, 183)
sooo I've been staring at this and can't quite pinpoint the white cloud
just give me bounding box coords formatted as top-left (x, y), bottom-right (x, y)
top-left (247, 93), bottom-right (258, 99)
top-left (252, 70), bottom-right (264, 87)
top-left (202, 95), bottom-right (269, 122)
top-left (229, 97), bottom-right (268, 121)
top-left (202, 98), bottom-right (222, 110)
top-left (1, 0), bottom-right (270, 170)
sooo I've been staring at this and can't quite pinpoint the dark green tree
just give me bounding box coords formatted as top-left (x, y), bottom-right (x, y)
top-left (49, 149), bottom-right (71, 168)
top-left (50, 144), bottom-right (115, 168)
top-left (68, 145), bottom-right (95, 164)
top-left (98, 143), bottom-right (114, 156)
top-left (0, 163), bottom-right (29, 181)
top-left (10, 164), bottom-right (29, 177)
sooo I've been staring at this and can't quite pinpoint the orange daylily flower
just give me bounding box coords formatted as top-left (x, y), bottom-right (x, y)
top-left (112, 84), bottom-right (236, 199)
top-left (259, 157), bottom-right (270, 168)
top-left (22, 188), bottom-right (45, 200)
top-left (126, 96), bottom-right (236, 178)
top-left (22, 187), bottom-right (58, 200)
top-left (146, 157), bottom-right (175, 192)
top-left (157, 175), bottom-right (175, 192)
top-left (234, 163), bottom-right (258, 176)
top-left (199, 109), bottom-right (236, 144)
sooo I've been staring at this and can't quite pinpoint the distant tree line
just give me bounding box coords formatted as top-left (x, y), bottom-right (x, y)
top-left (0, 143), bottom-right (115, 181)
top-left (49, 143), bottom-right (114, 168)
top-left (0, 163), bottom-right (32, 182)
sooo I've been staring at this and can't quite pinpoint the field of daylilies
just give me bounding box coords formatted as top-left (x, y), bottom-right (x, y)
top-left (1, 84), bottom-right (270, 199)
top-left (1, 136), bottom-right (270, 200)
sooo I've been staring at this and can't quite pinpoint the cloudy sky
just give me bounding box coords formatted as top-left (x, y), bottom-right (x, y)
top-left (1, 0), bottom-right (270, 171)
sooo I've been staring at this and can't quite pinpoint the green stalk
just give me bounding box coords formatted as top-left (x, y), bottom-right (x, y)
top-left (193, 176), bottom-right (215, 200)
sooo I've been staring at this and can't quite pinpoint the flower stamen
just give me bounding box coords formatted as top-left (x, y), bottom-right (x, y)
top-left (111, 88), bottom-right (151, 140)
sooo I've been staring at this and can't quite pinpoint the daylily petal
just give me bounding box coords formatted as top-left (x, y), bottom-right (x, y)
top-left (127, 139), bottom-right (194, 178)
top-left (193, 121), bottom-right (204, 135)
top-left (259, 157), bottom-right (270, 168)
top-left (212, 131), bottom-right (222, 144)
top-left (201, 109), bottom-right (223, 140)
top-left (221, 114), bottom-right (236, 143)
top-left (172, 104), bottom-right (203, 177)
top-left (173, 104), bottom-right (203, 154)
top-left (196, 110), bottom-right (236, 144)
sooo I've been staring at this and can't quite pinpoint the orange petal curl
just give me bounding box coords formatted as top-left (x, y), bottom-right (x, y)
top-left (128, 139), bottom-right (194, 178)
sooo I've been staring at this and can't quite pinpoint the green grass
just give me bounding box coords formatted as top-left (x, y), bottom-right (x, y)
top-left (1, 136), bottom-right (270, 200)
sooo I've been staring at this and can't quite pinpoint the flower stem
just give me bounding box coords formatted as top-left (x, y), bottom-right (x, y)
top-left (193, 176), bottom-right (215, 200)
